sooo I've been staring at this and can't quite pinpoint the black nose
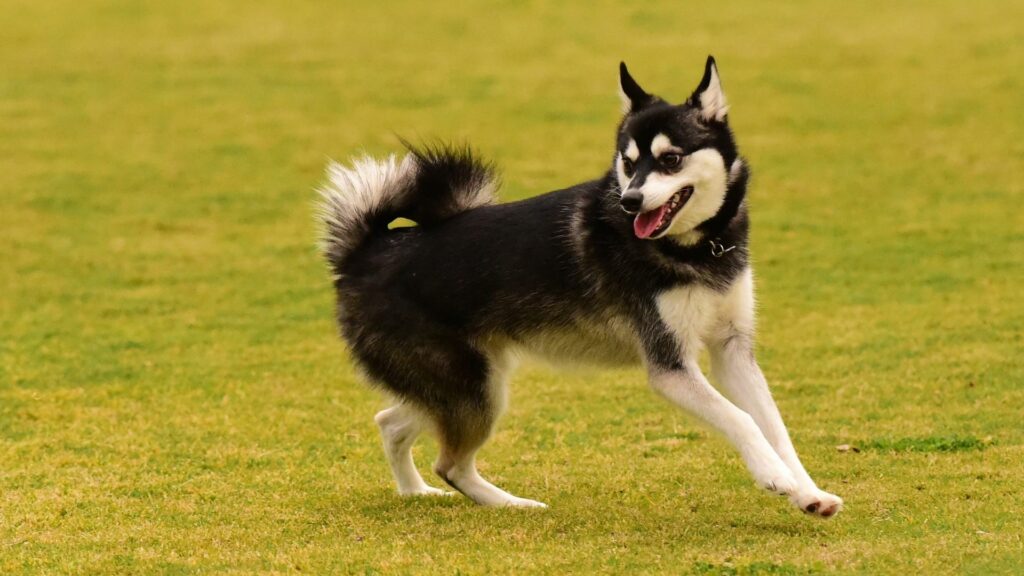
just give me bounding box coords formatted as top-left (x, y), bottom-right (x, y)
top-left (620, 191), bottom-right (643, 214)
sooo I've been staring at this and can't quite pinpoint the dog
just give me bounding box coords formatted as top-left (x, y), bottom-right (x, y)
top-left (317, 56), bottom-right (843, 517)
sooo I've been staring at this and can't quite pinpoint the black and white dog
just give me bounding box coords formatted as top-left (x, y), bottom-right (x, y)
top-left (318, 57), bottom-right (843, 517)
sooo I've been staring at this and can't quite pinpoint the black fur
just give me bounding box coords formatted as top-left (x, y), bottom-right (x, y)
top-left (619, 62), bottom-right (660, 112)
top-left (400, 142), bottom-right (498, 225)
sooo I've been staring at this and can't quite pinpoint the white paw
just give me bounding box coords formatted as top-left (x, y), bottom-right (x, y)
top-left (399, 485), bottom-right (454, 497)
top-left (503, 497), bottom-right (548, 509)
top-left (790, 488), bottom-right (843, 518)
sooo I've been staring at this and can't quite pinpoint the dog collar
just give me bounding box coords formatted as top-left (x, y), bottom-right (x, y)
top-left (709, 238), bottom-right (736, 258)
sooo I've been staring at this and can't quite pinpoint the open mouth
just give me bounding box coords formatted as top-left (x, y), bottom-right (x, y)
top-left (633, 185), bottom-right (694, 239)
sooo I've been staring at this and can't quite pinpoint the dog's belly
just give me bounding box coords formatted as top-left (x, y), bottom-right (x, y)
top-left (514, 317), bottom-right (640, 367)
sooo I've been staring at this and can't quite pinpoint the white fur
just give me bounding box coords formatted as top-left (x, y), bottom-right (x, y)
top-left (699, 62), bottom-right (729, 121)
top-left (438, 461), bottom-right (547, 508)
top-left (648, 280), bottom-right (796, 494)
top-left (318, 154), bottom-right (496, 273)
top-left (374, 404), bottom-right (448, 496)
top-left (672, 156), bottom-right (744, 247)
top-left (634, 148), bottom-right (729, 239)
top-left (676, 230), bottom-right (704, 247)
top-left (662, 149), bottom-right (728, 234)
top-left (651, 269), bottom-right (843, 516)
top-left (624, 139), bottom-right (639, 162)
top-left (656, 283), bottom-right (721, 355)
top-left (618, 83), bottom-right (632, 115)
top-left (616, 140), bottom-right (641, 193)
top-left (634, 171), bottom-right (682, 213)
top-left (616, 156), bottom-right (630, 191)
top-left (648, 366), bottom-right (798, 495)
top-left (317, 154), bottom-right (417, 267)
top-left (650, 133), bottom-right (681, 158)
top-left (728, 157), bottom-right (745, 186)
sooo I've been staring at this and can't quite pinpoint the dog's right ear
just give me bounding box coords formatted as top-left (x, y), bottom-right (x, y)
top-left (619, 62), bottom-right (653, 114)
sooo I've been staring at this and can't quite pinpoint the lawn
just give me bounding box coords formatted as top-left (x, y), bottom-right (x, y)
top-left (1, 0), bottom-right (1022, 573)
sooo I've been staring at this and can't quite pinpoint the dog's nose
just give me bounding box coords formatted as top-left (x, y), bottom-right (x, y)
top-left (620, 191), bottom-right (643, 214)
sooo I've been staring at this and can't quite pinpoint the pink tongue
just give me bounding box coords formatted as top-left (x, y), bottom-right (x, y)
top-left (633, 204), bottom-right (669, 239)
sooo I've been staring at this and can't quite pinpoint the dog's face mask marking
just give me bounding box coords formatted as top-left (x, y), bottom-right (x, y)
top-left (615, 58), bottom-right (738, 243)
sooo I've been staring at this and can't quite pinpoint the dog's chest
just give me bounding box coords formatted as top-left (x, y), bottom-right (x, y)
top-left (655, 284), bottom-right (726, 355)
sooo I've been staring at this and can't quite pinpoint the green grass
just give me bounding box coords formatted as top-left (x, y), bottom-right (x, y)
top-left (2, 0), bottom-right (1023, 573)
top-left (862, 435), bottom-right (991, 454)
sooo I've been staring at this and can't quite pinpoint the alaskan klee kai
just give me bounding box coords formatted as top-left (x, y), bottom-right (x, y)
top-left (318, 57), bottom-right (843, 517)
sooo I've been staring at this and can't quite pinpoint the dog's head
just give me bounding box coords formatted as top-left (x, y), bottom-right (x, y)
top-left (615, 56), bottom-right (744, 243)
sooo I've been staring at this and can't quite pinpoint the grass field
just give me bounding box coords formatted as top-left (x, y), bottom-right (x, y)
top-left (2, 0), bottom-right (1023, 573)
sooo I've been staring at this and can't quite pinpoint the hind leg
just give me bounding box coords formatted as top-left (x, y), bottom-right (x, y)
top-left (347, 302), bottom-right (540, 506)
top-left (431, 356), bottom-right (546, 508)
top-left (374, 404), bottom-right (448, 496)
top-left (432, 408), bottom-right (546, 508)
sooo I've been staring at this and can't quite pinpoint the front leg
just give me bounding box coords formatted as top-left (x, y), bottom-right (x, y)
top-left (709, 337), bottom-right (843, 517)
top-left (647, 363), bottom-right (800, 498)
top-left (708, 269), bottom-right (842, 517)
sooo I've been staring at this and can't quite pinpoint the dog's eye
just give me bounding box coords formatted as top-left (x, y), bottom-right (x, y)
top-left (660, 153), bottom-right (683, 171)
top-left (622, 157), bottom-right (635, 177)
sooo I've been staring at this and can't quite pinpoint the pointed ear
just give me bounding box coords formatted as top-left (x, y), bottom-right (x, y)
top-left (689, 55), bottom-right (729, 122)
top-left (619, 62), bottom-right (653, 114)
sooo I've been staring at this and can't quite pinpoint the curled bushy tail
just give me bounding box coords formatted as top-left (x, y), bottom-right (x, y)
top-left (317, 144), bottom-right (498, 274)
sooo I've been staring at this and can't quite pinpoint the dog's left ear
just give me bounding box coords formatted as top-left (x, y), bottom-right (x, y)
top-left (619, 62), bottom-right (653, 114)
top-left (689, 55), bottom-right (729, 122)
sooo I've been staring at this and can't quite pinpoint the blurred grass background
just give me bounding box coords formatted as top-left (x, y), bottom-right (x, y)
top-left (1, 0), bottom-right (1022, 573)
